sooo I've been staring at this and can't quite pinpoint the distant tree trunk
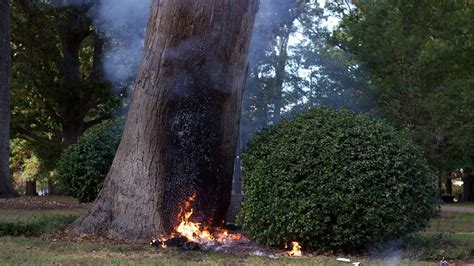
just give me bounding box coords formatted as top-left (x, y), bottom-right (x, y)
top-left (70, 0), bottom-right (259, 240)
top-left (61, 119), bottom-right (85, 150)
top-left (0, 0), bottom-right (19, 199)
top-left (26, 180), bottom-right (37, 196)
top-left (272, 32), bottom-right (290, 124)
top-left (445, 176), bottom-right (452, 195)
top-left (463, 172), bottom-right (474, 202)
top-left (57, 5), bottom-right (93, 150)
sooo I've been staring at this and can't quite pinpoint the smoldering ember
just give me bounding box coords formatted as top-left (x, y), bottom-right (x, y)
top-left (1, 0), bottom-right (473, 265)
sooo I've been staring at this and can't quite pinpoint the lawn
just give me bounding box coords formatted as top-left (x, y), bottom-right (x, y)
top-left (0, 236), bottom-right (438, 265)
top-left (0, 196), bottom-right (473, 265)
top-left (428, 211), bottom-right (474, 233)
top-left (446, 202), bottom-right (474, 208)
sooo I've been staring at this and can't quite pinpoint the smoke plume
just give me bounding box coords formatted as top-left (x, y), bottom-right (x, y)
top-left (57, 0), bottom-right (151, 87)
top-left (92, 0), bottom-right (151, 86)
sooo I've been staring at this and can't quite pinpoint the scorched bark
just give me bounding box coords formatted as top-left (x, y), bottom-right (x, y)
top-left (70, 0), bottom-right (259, 240)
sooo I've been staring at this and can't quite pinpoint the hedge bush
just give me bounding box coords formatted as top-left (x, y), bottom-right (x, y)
top-left (57, 118), bottom-right (124, 203)
top-left (241, 109), bottom-right (437, 252)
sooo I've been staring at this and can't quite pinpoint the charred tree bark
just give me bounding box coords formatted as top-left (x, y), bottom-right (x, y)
top-left (70, 0), bottom-right (259, 240)
top-left (0, 0), bottom-right (19, 198)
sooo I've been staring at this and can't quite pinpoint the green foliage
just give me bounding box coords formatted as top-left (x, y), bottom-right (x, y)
top-left (10, 1), bottom-right (126, 171)
top-left (9, 139), bottom-right (56, 189)
top-left (241, 108), bottom-right (437, 251)
top-left (57, 119), bottom-right (124, 203)
top-left (21, 155), bottom-right (41, 182)
top-left (242, 0), bottom-right (371, 146)
top-left (0, 215), bottom-right (78, 237)
top-left (332, 0), bottom-right (474, 170)
top-left (428, 79), bottom-right (474, 169)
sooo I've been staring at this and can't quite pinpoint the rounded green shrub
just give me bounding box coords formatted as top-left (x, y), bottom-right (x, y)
top-left (241, 109), bottom-right (436, 251)
top-left (57, 118), bottom-right (124, 203)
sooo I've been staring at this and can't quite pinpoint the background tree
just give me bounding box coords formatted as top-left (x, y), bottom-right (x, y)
top-left (0, 0), bottom-right (19, 198)
top-left (242, 0), bottom-right (370, 144)
top-left (70, 0), bottom-right (259, 240)
top-left (234, 0), bottom-right (371, 193)
top-left (332, 0), bottom-right (474, 195)
top-left (10, 0), bottom-right (127, 190)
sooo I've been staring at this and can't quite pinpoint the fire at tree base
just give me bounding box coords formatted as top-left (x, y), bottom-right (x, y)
top-left (149, 194), bottom-right (303, 257)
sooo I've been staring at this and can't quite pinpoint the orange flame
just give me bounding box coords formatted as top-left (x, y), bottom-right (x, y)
top-left (161, 193), bottom-right (243, 245)
top-left (287, 241), bottom-right (302, 257)
top-left (150, 235), bottom-right (168, 249)
top-left (175, 193), bottom-right (215, 243)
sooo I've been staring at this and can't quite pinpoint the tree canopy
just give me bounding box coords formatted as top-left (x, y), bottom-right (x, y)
top-left (332, 0), bottom-right (474, 170)
top-left (10, 1), bottom-right (127, 185)
top-left (5, 0), bottom-right (473, 201)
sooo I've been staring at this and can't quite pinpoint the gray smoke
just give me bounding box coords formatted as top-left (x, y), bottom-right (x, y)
top-left (374, 240), bottom-right (403, 266)
top-left (58, 0), bottom-right (295, 91)
top-left (93, 0), bottom-right (151, 86)
top-left (56, 0), bottom-right (151, 87)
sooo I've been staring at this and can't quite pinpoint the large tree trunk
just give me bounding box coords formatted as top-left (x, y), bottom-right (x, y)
top-left (70, 0), bottom-right (259, 240)
top-left (0, 0), bottom-right (18, 198)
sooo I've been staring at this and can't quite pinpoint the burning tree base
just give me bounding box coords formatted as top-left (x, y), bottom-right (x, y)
top-left (150, 229), bottom-right (249, 252)
top-left (150, 194), bottom-right (303, 257)
top-left (150, 194), bottom-right (248, 251)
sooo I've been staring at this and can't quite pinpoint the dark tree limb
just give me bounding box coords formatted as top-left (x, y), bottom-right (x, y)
top-left (83, 115), bottom-right (112, 131)
top-left (13, 127), bottom-right (56, 147)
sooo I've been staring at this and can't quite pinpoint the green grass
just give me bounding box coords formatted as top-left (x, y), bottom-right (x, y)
top-left (0, 212), bottom-right (79, 237)
top-left (0, 197), bottom-right (473, 264)
top-left (0, 208), bottom-right (84, 221)
top-left (445, 202), bottom-right (474, 208)
top-left (421, 232), bottom-right (474, 242)
top-left (404, 233), bottom-right (474, 261)
top-left (428, 211), bottom-right (474, 233)
top-left (0, 200), bottom-right (85, 237)
top-left (0, 236), bottom-right (437, 265)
